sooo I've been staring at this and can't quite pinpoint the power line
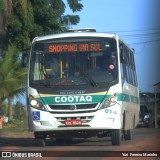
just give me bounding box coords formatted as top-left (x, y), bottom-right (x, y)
top-left (120, 32), bottom-right (160, 38)
top-left (128, 39), bottom-right (160, 54)
top-left (106, 29), bottom-right (160, 53)
top-left (107, 27), bottom-right (160, 33)
top-left (106, 29), bottom-right (160, 41)
top-left (128, 39), bottom-right (160, 45)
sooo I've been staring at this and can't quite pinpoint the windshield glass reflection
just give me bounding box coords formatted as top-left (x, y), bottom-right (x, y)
top-left (30, 37), bottom-right (118, 86)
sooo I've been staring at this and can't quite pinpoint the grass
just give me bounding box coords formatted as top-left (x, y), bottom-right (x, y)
top-left (0, 117), bottom-right (28, 132)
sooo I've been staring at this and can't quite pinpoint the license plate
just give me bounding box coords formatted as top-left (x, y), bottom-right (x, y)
top-left (65, 119), bottom-right (82, 126)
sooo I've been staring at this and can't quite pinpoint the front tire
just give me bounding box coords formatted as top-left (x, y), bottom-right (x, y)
top-left (36, 138), bottom-right (46, 147)
top-left (111, 129), bottom-right (121, 146)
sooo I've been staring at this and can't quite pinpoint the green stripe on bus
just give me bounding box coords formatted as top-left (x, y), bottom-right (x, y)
top-left (130, 95), bottom-right (139, 103)
top-left (118, 93), bottom-right (130, 102)
top-left (36, 93), bottom-right (139, 104)
top-left (118, 93), bottom-right (139, 103)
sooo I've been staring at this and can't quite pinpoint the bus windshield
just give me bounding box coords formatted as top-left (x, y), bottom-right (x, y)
top-left (30, 37), bottom-right (118, 86)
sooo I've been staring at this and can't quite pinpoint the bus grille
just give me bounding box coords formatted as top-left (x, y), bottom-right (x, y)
top-left (49, 103), bottom-right (98, 111)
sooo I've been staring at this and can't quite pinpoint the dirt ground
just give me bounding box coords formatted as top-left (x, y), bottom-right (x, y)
top-left (0, 128), bottom-right (160, 160)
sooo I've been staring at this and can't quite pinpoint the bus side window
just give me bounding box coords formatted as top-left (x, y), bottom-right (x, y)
top-left (120, 44), bottom-right (128, 82)
top-left (120, 63), bottom-right (124, 80)
top-left (120, 42), bottom-right (138, 87)
top-left (132, 53), bottom-right (138, 86)
top-left (126, 48), bottom-right (132, 84)
top-left (130, 52), bottom-right (135, 85)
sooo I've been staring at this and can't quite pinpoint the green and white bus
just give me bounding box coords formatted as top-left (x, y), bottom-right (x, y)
top-left (27, 29), bottom-right (140, 146)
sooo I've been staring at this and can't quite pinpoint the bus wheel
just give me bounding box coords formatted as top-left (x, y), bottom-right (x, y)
top-left (36, 138), bottom-right (46, 147)
top-left (111, 129), bottom-right (121, 146)
top-left (124, 130), bottom-right (132, 140)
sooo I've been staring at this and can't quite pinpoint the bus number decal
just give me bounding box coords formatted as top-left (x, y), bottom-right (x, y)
top-left (105, 109), bottom-right (117, 114)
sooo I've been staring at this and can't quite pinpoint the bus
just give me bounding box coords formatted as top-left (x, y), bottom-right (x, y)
top-left (27, 29), bottom-right (140, 146)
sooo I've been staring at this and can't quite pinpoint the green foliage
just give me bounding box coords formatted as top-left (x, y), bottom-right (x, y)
top-left (2, 118), bottom-right (28, 132)
top-left (13, 101), bottom-right (26, 120)
top-left (0, 44), bottom-right (27, 94)
top-left (5, 0), bottom-right (83, 51)
top-left (0, 44), bottom-right (27, 121)
top-left (7, 0), bottom-right (34, 50)
top-left (67, 0), bottom-right (83, 12)
top-left (0, 100), bottom-right (7, 116)
top-left (0, 0), bottom-right (4, 14)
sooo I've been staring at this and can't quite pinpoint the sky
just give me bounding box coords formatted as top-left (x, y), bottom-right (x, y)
top-left (65, 0), bottom-right (160, 93)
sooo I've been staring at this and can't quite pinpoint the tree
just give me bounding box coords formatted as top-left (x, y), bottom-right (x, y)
top-left (0, 44), bottom-right (27, 121)
top-left (14, 101), bottom-right (26, 120)
top-left (5, 0), bottom-right (83, 51)
top-left (0, 0), bottom-right (13, 51)
top-left (0, 0), bottom-right (12, 35)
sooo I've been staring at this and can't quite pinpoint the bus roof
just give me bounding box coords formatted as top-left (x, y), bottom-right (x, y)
top-left (32, 31), bottom-right (119, 43)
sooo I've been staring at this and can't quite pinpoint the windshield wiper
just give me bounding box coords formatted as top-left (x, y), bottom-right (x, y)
top-left (83, 75), bottom-right (97, 87)
top-left (42, 71), bottom-right (51, 88)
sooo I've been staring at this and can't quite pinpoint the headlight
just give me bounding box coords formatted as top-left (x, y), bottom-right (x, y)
top-left (30, 99), bottom-right (38, 106)
top-left (29, 96), bottom-right (47, 111)
top-left (98, 93), bottom-right (118, 110)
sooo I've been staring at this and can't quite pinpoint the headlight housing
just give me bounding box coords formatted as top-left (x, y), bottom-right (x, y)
top-left (29, 96), bottom-right (47, 111)
top-left (98, 93), bottom-right (118, 110)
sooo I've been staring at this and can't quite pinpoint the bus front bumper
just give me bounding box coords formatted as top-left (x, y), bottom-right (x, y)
top-left (28, 104), bottom-right (122, 132)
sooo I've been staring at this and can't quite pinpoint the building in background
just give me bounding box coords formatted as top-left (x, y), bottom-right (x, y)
top-left (153, 82), bottom-right (160, 128)
top-left (140, 82), bottom-right (160, 128)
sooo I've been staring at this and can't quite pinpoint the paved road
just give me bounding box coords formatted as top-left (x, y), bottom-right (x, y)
top-left (0, 128), bottom-right (160, 160)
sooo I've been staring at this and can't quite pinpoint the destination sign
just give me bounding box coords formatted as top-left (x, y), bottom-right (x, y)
top-left (46, 42), bottom-right (103, 53)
